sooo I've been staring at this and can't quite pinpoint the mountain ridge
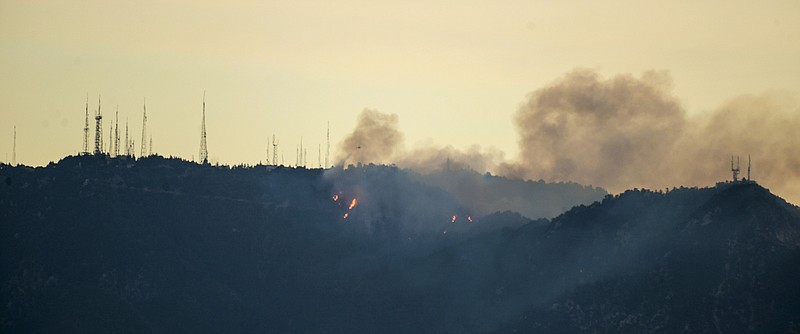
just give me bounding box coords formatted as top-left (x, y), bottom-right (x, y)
top-left (1, 155), bottom-right (799, 333)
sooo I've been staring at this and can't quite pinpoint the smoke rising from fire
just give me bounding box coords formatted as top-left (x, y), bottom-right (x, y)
top-left (335, 109), bottom-right (504, 174)
top-left (336, 69), bottom-right (800, 204)
top-left (336, 108), bottom-right (404, 167)
top-left (503, 69), bottom-right (800, 203)
top-left (499, 69), bottom-right (686, 189)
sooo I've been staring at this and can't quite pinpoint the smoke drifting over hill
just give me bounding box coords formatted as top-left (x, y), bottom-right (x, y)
top-left (336, 69), bottom-right (800, 204)
top-left (499, 69), bottom-right (686, 189)
top-left (505, 69), bottom-right (800, 202)
top-left (335, 109), bottom-right (504, 174)
top-left (678, 93), bottom-right (800, 203)
top-left (336, 109), bottom-right (404, 166)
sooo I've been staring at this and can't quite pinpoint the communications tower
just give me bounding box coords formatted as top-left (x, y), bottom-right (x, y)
top-left (94, 95), bottom-right (103, 155)
top-left (140, 98), bottom-right (148, 157)
top-left (199, 92), bottom-right (208, 164)
top-left (83, 94), bottom-right (89, 154)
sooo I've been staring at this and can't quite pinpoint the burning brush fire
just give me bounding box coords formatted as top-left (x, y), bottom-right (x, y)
top-left (449, 214), bottom-right (473, 223)
top-left (331, 190), bottom-right (474, 226)
top-left (332, 192), bottom-right (359, 221)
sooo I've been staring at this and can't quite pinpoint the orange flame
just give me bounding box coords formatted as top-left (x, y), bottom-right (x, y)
top-left (349, 198), bottom-right (358, 210)
top-left (467, 215), bottom-right (473, 223)
top-left (451, 215), bottom-right (457, 223)
top-left (343, 213), bottom-right (349, 219)
top-left (332, 194), bottom-right (339, 201)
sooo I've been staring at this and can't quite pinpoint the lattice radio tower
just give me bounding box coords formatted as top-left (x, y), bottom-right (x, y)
top-left (731, 156), bottom-right (741, 182)
top-left (272, 134), bottom-right (279, 166)
top-left (747, 155), bottom-right (751, 181)
top-left (94, 95), bottom-right (103, 155)
top-left (82, 94), bottom-right (89, 154)
top-left (199, 92), bottom-right (208, 164)
top-left (124, 118), bottom-right (130, 156)
top-left (140, 98), bottom-right (148, 157)
top-left (108, 116), bottom-right (113, 154)
top-left (113, 106), bottom-right (120, 157)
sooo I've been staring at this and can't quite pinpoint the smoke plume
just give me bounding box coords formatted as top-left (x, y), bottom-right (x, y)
top-left (502, 69), bottom-right (800, 203)
top-left (336, 69), bottom-right (800, 204)
top-left (336, 108), bottom-right (504, 173)
top-left (336, 108), bottom-right (404, 166)
top-left (499, 69), bottom-right (686, 190)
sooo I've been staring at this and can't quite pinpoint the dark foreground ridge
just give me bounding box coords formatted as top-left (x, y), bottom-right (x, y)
top-left (1, 155), bottom-right (799, 333)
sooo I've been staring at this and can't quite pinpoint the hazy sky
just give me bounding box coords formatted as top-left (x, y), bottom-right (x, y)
top-left (2, 0), bottom-right (799, 168)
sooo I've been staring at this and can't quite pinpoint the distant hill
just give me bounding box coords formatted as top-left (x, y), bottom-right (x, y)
top-left (1, 155), bottom-right (798, 333)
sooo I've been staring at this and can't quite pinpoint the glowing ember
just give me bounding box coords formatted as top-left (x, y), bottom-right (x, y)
top-left (467, 215), bottom-right (473, 223)
top-left (349, 198), bottom-right (358, 210)
top-left (451, 215), bottom-right (457, 223)
top-left (332, 194), bottom-right (339, 201)
top-left (343, 213), bottom-right (349, 219)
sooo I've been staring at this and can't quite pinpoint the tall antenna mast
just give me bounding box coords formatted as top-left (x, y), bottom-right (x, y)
top-left (125, 118), bottom-right (129, 156)
top-left (272, 134), bottom-right (278, 166)
top-left (267, 136), bottom-right (270, 165)
top-left (12, 125), bottom-right (16, 166)
top-left (325, 121), bottom-right (330, 168)
top-left (318, 144), bottom-right (321, 168)
top-left (199, 91), bottom-right (208, 164)
top-left (113, 106), bottom-right (120, 157)
top-left (149, 135), bottom-right (153, 157)
top-left (83, 94), bottom-right (89, 154)
top-left (731, 155), bottom-right (741, 182)
top-left (94, 95), bottom-right (103, 155)
top-left (140, 98), bottom-right (148, 157)
top-left (108, 121), bottom-right (113, 154)
top-left (747, 154), bottom-right (751, 181)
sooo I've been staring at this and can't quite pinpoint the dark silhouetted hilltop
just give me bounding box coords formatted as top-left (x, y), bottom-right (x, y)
top-left (1, 156), bottom-right (798, 333)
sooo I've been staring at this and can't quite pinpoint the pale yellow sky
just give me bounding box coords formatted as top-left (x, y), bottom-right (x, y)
top-left (1, 0), bottom-right (799, 167)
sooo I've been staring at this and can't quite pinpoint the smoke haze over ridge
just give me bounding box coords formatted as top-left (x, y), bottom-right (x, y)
top-left (336, 69), bottom-right (800, 205)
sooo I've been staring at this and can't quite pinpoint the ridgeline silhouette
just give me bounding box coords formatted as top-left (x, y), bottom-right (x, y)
top-left (1, 155), bottom-right (798, 333)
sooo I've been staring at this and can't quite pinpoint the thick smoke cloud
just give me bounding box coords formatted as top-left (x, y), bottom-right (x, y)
top-left (336, 69), bottom-right (800, 204)
top-left (336, 108), bottom-right (404, 166)
top-left (503, 69), bottom-right (800, 203)
top-left (499, 69), bottom-right (686, 190)
top-left (336, 108), bottom-right (503, 173)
